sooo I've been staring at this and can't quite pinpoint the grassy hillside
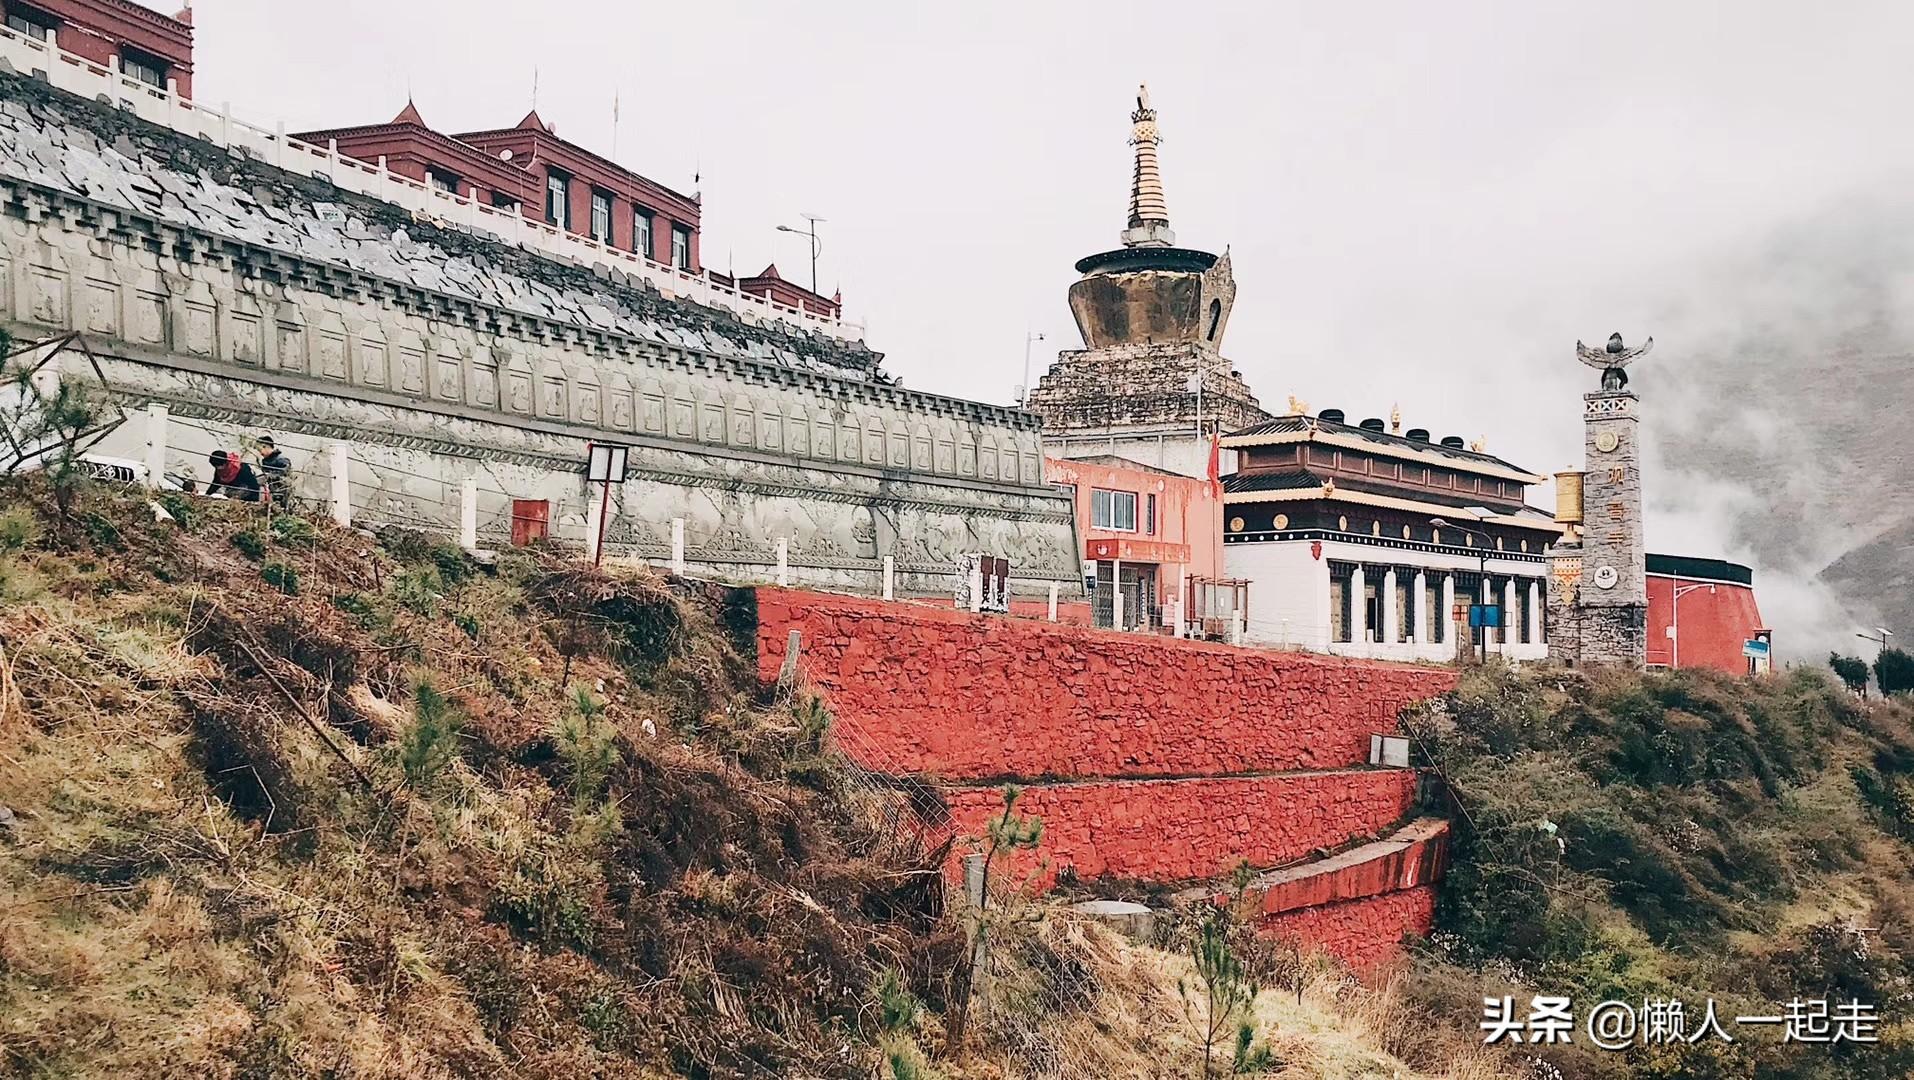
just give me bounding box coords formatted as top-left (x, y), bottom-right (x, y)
top-left (0, 478), bottom-right (964, 1078)
top-left (0, 477), bottom-right (1527, 1080)
top-left (1404, 664), bottom-right (1914, 1079)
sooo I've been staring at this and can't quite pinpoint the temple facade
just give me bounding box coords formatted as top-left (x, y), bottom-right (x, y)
top-left (1220, 407), bottom-right (1561, 662)
top-left (1027, 86), bottom-right (1266, 480)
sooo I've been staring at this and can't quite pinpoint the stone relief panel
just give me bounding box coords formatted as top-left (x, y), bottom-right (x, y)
top-left (228, 293), bottom-right (264, 367)
top-left (275, 318), bottom-right (306, 376)
top-left (395, 331), bottom-right (428, 396)
top-left (731, 399), bottom-right (757, 448)
top-left (81, 272), bottom-right (118, 338)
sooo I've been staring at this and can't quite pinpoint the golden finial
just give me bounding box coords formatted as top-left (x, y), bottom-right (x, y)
top-left (1286, 393), bottom-right (1309, 416)
top-left (1389, 403), bottom-right (1402, 434)
top-left (1322, 477), bottom-right (1336, 497)
top-left (1470, 435), bottom-right (1487, 453)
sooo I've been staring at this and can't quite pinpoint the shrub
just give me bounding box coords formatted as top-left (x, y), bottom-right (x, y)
top-left (874, 968), bottom-right (920, 1034)
top-left (554, 687), bottom-right (618, 813)
top-left (269, 514), bottom-right (316, 545)
top-left (397, 678), bottom-right (461, 791)
top-left (231, 529), bottom-right (267, 561)
top-left (155, 492), bottom-right (194, 530)
top-left (390, 565), bottom-right (442, 617)
top-left (261, 561), bottom-right (299, 595)
top-left (0, 506), bottom-right (41, 552)
top-left (452, 612), bottom-right (480, 640)
top-left (1875, 648), bottom-right (1914, 696)
top-left (1831, 653), bottom-right (1871, 695)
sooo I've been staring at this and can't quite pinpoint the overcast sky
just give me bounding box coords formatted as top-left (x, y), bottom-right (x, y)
top-left (193, 1), bottom-right (1914, 648)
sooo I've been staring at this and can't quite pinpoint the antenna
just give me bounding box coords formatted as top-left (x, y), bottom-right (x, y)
top-left (610, 89), bottom-right (621, 160)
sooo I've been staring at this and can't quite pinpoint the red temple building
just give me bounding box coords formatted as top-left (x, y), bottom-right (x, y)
top-left (296, 105), bottom-right (705, 273)
top-left (1645, 554), bottom-right (1769, 674)
top-left (1, 0), bottom-right (192, 96)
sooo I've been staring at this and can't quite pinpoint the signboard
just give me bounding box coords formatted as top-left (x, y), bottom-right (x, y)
top-left (1467, 604), bottom-right (1504, 629)
top-left (587, 442), bottom-right (631, 484)
top-left (1085, 538), bottom-right (1191, 564)
top-left (1742, 639), bottom-right (1771, 659)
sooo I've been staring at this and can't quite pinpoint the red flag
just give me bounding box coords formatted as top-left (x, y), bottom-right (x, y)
top-left (1206, 431), bottom-right (1222, 498)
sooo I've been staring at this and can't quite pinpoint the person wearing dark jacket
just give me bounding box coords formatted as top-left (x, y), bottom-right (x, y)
top-left (254, 436), bottom-right (292, 505)
top-left (207, 450), bottom-right (262, 502)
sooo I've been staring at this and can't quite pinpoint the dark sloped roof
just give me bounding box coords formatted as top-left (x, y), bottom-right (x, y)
top-left (1222, 469), bottom-right (1322, 494)
top-left (1226, 414), bottom-right (1537, 476)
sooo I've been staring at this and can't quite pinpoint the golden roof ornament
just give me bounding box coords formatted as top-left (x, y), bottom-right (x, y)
top-left (1286, 393), bottom-right (1308, 416)
top-left (1389, 403), bottom-right (1402, 434)
top-left (1470, 436), bottom-right (1487, 453)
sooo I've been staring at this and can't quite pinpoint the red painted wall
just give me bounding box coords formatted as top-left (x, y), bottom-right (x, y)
top-left (1645, 574), bottom-right (1764, 673)
top-left (1259, 885), bottom-right (1437, 970)
top-left (943, 770), bottom-right (1417, 888)
top-left (757, 587), bottom-right (1455, 780)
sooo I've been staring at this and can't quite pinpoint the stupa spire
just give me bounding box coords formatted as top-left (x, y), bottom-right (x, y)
top-left (1122, 84), bottom-right (1175, 248)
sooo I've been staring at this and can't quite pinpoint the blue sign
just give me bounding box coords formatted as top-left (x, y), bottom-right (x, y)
top-left (1468, 605), bottom-right (1504, 629)
top-left (1743, 639), bottom-right (1771, 658)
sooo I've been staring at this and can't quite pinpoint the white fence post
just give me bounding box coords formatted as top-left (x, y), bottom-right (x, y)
top-left (882, 555), bottom-right (895, 601)
top-left (585, 490), bottom-right (605, 562)
top-left (670, 517), bottom-right (685, 575)
top-left (459, 477), bottom-right (478, 551)
top-left (328, 443), bottom-right (351, 528)
top-left (775, 538), bottom-right (789, 587)
top-left (969, 559), bottom-right (984, 614)
top-left (1113, 588), bottom-right (1125, 631)
top-left (142, 403), bottom-right (167, 489)
top-left (1047, 581), bottom-right (1059, 622)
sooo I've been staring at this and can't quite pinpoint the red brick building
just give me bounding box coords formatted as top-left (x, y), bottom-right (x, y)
top-left (296, 106), bottom-right (703, 272)
top-left (709, 264), bottom-right (840, 319)
top-left (2, 0), bottom-right (192, 96)
top-left (1645, 554), bottom-right (1769, 674)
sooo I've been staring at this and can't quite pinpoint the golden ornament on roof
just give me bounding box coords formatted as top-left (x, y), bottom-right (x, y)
top-left (1287, 394), bottom-right (1309, 416)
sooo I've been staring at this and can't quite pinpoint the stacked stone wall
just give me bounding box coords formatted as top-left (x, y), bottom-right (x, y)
top-left (753, 587), bottom-right (1456, 966)
top-left (941, 771), bottom-right (1417, 888)
top-left (754, 588), bottom-right (1455, 781)
top-left (1259, 886), bottom-right (1439, 970)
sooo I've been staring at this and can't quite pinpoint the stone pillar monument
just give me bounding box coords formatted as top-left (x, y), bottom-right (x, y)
top-left (1567, 332), bottom-right (1651, 667)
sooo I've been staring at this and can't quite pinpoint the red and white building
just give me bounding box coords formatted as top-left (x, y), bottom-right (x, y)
top-left (1044, 455), bottom-right (1226, 633)
top-left (1645, 554), bottom-right (1769, 674)
top-left (1, 0), bottom-right (192, 96)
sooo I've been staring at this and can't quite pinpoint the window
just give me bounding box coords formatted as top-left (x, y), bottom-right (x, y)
top-left (544, 170), bottom-right (570, 228)
top-left (7, 12), bottom-right (50, 40)
top-left (1206, 298), bottom-right (1223, 341)
top-left (120, 49), bottom-right (165, 87)
top-left (633, 209), bottom-right (654, 259)
top-left (428, 169), bottom-right (460, 195)
top-left (590, 190), bottom-right (612, 243)
top-left (1091, 489), bottom-right (1138, 531)
top-left (1145, 493), bottom-right (1157, 535)
top-left (491, 191), bottom-right (518, 210)
top-left (671, 224), bottom-right (691, 269)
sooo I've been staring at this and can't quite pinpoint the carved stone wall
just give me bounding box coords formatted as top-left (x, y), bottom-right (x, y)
top-left (0, 74), bottom-right (1080, 594)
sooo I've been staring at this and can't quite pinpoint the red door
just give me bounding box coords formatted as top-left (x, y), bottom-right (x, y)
top-left (510, 500), bottom-right (549, 547)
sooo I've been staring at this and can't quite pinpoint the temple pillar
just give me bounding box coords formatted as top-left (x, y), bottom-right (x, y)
top-left (1411, 570), bottom-right (1428, 646)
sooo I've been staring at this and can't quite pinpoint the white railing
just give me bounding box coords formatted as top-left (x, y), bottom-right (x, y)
top-left (0, 24), bottom-right (866, 344)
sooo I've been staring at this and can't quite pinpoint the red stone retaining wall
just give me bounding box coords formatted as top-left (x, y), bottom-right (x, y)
top-left (942, 769), bottom-right (1418, 888)
top-left (755, 588), bottom-right (1455, 781)
top-left (1259, 885), bottom-right (1439, 970)
top-left (752, 587), bottom-right (1455, 969)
